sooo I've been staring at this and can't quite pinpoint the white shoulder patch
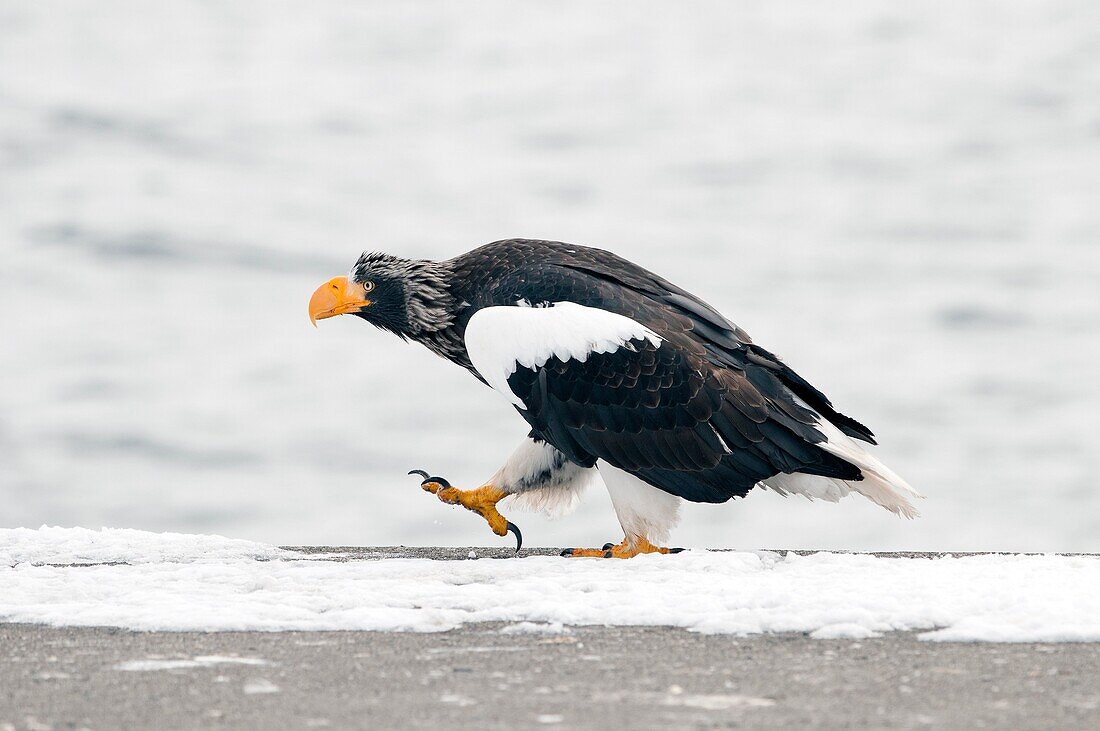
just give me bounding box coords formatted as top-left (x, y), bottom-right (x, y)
top-left (464, 302), bottom-right (662, 407)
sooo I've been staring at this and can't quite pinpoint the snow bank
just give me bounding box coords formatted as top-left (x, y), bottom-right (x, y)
top-left (2, 528), bottom-right (1099, 642)
top-left (0, 526), bottom-right (289, 566)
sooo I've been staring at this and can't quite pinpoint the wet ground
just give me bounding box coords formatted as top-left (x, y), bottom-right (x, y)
top-left (4, 623), bottom-right (1099, 730)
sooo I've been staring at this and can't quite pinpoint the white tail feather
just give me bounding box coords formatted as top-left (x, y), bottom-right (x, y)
top-left (765, 410), bottom-right (924, 519)
top-left (763, 473), bottom-right (851, 503)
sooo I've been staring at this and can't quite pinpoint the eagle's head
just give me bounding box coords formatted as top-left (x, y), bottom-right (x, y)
top-left (309, 252), bottom-right (455, 339)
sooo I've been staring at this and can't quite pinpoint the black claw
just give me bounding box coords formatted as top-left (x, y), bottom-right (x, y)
top-left (408, 469), bottom-right (451, 488)
top-left (560, 548), bottom-right (574, 557)
top-left (669, 547), bottom-right (687, 554)
top-left (506, 522), bottom-right (523, 553)
top-left (601, 542), bottom-right (615, 551)
top-left (602, 550), bottom-right (613, 558)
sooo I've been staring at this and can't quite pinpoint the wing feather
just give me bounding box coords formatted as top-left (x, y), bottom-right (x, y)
top-left (457, 248), bottom-right (913, 510)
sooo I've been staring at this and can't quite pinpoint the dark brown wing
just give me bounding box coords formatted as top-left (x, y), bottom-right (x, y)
top-left (473, 257), bottom-right (864, 503)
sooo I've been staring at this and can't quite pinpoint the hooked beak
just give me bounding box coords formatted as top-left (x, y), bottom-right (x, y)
top-left (309, 276), bottom-right (371, 326)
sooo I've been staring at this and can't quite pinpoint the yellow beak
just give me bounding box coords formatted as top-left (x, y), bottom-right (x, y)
top-left (308, 276), bottom-right (371, 326)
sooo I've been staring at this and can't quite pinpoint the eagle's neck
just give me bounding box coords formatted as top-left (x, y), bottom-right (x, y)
top-left (415, 326), bottom-right (474, 371)
top-left (396, 258), bottom-right (473, 368)
top-left (396, 258), bottom-right (456, 336)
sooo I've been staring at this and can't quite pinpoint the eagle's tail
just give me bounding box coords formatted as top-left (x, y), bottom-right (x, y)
top-left (765, 410), bottom-right (924, 518)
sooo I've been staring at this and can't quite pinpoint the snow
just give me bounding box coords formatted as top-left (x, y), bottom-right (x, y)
top-left (0, 526), bottom-right (289, 566)
top-left (242, 679), bottom-right (281, 695)
top-left (499, 621), bottom-right (569, 635)
top-left (114, 656), bottom-right (268, 672)
top-left (663, 693), bottom-right (776, 711)
top-left (809, 623), bottom-right (882, 640)
top-left (3, 528), bottom-right (1099, 642)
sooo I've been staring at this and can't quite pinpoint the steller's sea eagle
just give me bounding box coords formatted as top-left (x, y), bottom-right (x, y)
top-left (309, 239), bottom-right (921, 557)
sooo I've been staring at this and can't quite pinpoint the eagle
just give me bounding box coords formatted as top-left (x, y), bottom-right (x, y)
top-left (309, 239), bottom-right (921, 557)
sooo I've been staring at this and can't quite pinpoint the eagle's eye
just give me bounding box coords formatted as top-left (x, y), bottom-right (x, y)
top-left (362, 280), bottom-right (375, 292)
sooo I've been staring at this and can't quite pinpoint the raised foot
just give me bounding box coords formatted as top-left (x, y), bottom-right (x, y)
top-left (561, 538), bottom-right (686, 559)
top-left (409, 470), bottom-right (522, 552)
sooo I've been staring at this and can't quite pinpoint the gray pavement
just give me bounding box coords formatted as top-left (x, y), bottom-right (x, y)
top-left (2, 548), bottom-right (1099, 730)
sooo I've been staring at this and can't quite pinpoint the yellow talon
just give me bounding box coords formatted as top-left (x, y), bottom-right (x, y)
top-left (409, 471), bottom-right (522, 551)
top-left (561, 536), bottom-right (682, 559)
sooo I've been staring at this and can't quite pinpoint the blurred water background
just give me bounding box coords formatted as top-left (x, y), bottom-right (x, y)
top-left (2, 1), bottom-right (1098, 551)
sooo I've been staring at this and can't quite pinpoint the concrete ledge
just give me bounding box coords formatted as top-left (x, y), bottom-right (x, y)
top-left (281, 546), bottom-right (1099, 560)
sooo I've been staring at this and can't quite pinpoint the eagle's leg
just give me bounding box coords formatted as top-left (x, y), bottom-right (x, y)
top-left (409, 436), bottom-right (595, 552)
top-left (561, 464), bottom-right (685, 558)
top-left (560, 535), bottom-right (683, 559)
top-left (410, 471), bottom-right (522, 551)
